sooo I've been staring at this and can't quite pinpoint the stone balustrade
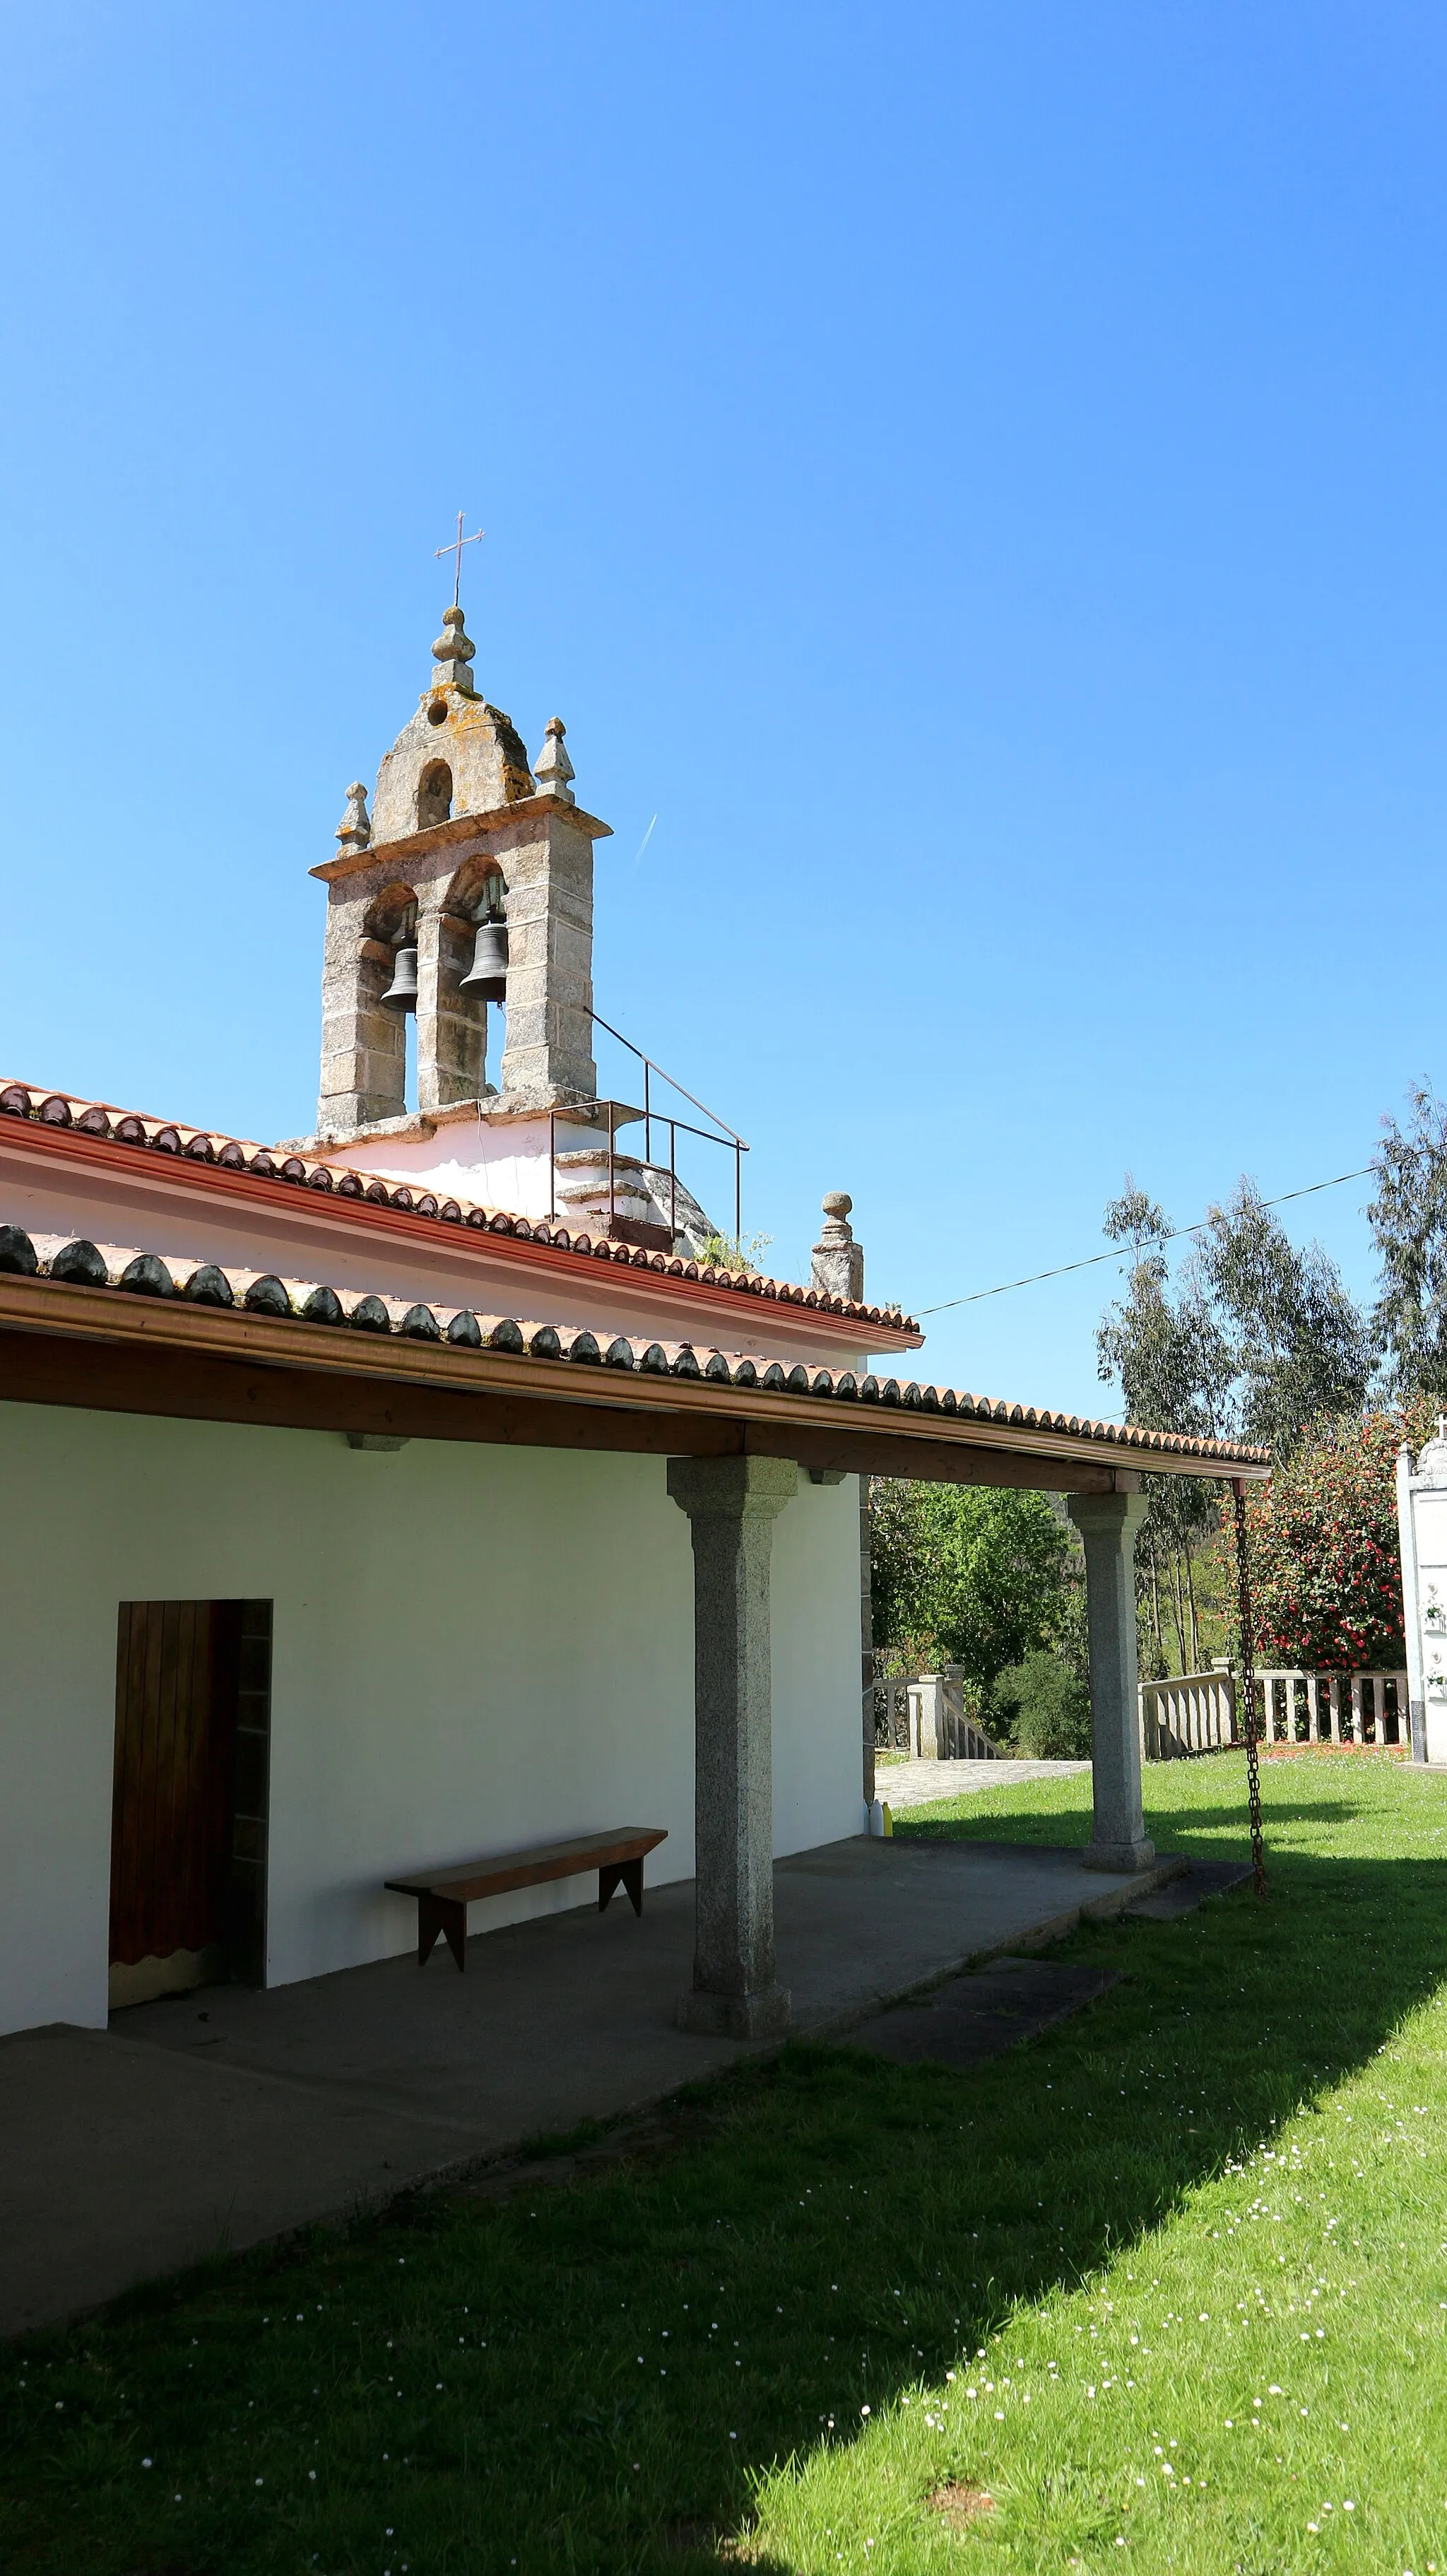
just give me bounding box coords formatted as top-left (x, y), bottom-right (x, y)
top-left (1139, 1665), bottom-right (1412, 1758)
top-left (874, 1670), bottom-right (1001, 1762)
top-left (1139, 1669), bottom-right (1237, 1759)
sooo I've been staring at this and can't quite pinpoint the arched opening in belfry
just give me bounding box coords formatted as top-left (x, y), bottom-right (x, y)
top-left (363, 883), bottom-right (418, 1116)
top-left (447, 858), bottom-right (507, 1094)
top-left (417, 762), bottom-right (453, 830)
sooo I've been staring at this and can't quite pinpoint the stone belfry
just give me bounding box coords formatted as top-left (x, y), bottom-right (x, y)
top-left (309, 601), bottom-right (611, 1141)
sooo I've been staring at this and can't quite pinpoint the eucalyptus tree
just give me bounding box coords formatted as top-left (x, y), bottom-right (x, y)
top-left (1369, 1082), bottom-right (1447, 1401)
top-left (1188, 1181), bottom-right (1374, 1453)
top-left (1096, 1186), bottom-right (1227, 1672)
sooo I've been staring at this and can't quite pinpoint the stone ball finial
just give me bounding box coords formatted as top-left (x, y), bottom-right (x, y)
top-left (432, 604), bottom-right (476, 666)
top-left (336, 781), bottom-right (371, 849)
top-left (534, 715), bottom-right (576, 803)
top-left (813, 1190), bottom-right (863, 1301)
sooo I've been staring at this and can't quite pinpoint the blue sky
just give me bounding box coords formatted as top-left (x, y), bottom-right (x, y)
top-left (2, 3), bottom-right (1443, 1415)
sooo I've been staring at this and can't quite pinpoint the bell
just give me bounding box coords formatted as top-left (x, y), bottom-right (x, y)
top-left (380, 940), bottom-right (418, 1012)
top-left (459, 917), bottom-right (509, 1002)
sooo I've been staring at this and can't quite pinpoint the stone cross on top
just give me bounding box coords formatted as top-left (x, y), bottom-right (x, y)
top-left (435, 512), bottom-right (484, 609)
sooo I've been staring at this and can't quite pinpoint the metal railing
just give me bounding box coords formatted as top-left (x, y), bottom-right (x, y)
top-left (546, 1013), bottom-right (749, 1246)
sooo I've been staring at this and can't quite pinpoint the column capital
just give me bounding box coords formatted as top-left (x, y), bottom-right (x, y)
top-left (667, 1455), bottom-right (798, 1522)
top-left (1068, 1488), bottom-right (1148, 1542)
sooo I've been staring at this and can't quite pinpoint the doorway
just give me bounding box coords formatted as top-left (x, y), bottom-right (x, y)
top-left (108, 1599), bottom-right (272, 2009)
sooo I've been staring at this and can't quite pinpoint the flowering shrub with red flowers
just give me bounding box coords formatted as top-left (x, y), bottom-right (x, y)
top-left (1241, 1401), bottom-right (1437, 1671)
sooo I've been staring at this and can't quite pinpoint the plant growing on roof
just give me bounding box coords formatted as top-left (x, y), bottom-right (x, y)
top-left (692, 1229), bottom-right (774, 1275)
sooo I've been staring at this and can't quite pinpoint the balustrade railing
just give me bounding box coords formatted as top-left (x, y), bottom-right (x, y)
top-left (1256, 1667), bottom-right (1410, 1749)
top-left (1139, 1666), bottom-right (1412, 1758)
top-left (1140, 1670), bottom-right (1237, 1759)
top-left (873, 1670), bottom-right (1000, 1761)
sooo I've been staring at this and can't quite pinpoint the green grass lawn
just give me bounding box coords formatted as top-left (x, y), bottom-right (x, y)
top-left (5, 1753), bottom-right (1447, 2574)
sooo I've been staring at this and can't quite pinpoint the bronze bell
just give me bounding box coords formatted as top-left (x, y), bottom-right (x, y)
top-left (380, 940), bottom-right (419, 1012)
top-left (459, 916), bottom-right (509, 1002)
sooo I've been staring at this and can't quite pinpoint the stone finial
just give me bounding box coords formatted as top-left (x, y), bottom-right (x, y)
top-left (812, 1192), bottom-right (864, 1304)
top-left (431, 604), bottom-right (477, 693)
top-left (336, 781), bottom-right (371, 851)
top-left (533, 716), bottom-right (575, 803)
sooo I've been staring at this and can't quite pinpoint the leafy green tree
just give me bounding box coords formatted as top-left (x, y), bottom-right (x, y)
top-left (868, 1479), bottom-right (1071, 1708)
top-left (1096, 1186), bottom-right (1224, 1672)
top-left (1369, 1083), bottom-right (1447, 1400)
top-left (1241, 1401), bottom-right (1436, 1671)
top-left (991, 1651), bottom-right (1092, 1758)
top-left (1190, 1181), bottom-right (1374, 1451)
top-left (1096, 1176), bottom-right (1375, 1674)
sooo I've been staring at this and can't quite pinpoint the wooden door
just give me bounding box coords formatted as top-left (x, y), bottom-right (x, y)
top-left (110, 1600), bottom-right (240, 1987)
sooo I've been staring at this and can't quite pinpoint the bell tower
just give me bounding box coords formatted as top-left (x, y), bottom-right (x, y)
top-left (309, 603), bottom-right (611, 1142)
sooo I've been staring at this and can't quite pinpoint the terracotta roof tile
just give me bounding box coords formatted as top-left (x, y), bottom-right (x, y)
top-left (0, 1222), bottom-right (1271, 1471)
top-left (0, 1079), bottom-right (916, 1334)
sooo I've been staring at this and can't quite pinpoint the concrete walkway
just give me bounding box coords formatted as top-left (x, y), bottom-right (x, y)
top-left (1, 1832), bottom-right (1172, 2338)
top-left (878, 1756), bottom-right (1091, 1812)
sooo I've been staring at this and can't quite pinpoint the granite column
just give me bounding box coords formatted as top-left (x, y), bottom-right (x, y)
top-left (1067, 1486), bottom-right (1154, 1872)
top-left (667, 1455), bottom-right (798, 2036)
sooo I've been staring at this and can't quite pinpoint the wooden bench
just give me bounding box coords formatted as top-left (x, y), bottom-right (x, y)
top-left (385, 1826), bottom-right (668, 1971)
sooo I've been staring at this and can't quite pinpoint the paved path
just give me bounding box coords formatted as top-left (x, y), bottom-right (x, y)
top-left (1, 1831), bottom-right (1171, 2338)
top-left (878, 1757), bottom-right (1091, 1812)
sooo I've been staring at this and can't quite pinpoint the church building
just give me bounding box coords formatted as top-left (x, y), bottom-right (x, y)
top-left (0, 594), bottom-right (1267, 2050)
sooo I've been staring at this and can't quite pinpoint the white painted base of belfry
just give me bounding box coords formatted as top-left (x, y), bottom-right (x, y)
top-left (676, 1985), bottom-right (793, 2038)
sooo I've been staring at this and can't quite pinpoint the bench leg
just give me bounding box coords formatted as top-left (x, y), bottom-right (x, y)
top-left (598, 1859), bottom-right (646, 1917)
top-left (418, 1896), bottom-right (467, 1970)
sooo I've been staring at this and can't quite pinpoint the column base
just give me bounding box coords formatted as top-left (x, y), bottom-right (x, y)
top-left (1083, 1838), bottom-right (1156, 1874)
top-left (676, 1985), bottom-right (793, 2039)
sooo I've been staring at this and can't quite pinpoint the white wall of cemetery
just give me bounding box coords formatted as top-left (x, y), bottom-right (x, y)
top-left (1397, 1446), bottom-right (1447, 1766)
top-left (0, 1398), bottom-right (863, 2037)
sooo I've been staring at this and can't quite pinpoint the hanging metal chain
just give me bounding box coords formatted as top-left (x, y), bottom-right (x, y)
top-left (1233, 1479), bottom-right (1267, 1898)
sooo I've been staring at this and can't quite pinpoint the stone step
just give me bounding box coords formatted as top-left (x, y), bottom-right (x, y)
top-left (1123, 1857), bottom-right (1254, 1922)
top-left (847, 1955), bottom-right (1121, 2069)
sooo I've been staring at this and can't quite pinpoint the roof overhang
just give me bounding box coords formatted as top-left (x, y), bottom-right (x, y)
top-left (0, 1275), bottom-right (1272, 1494)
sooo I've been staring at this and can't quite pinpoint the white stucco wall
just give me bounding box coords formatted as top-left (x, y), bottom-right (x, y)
top-left (0, 1399), bottom-right (862, 2038)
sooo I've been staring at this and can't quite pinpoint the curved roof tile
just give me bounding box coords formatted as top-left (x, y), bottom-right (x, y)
top-left (0, 1080), bottom-right (916, 1334)
top-left (0, 1222), bottom-right (1273, 1470)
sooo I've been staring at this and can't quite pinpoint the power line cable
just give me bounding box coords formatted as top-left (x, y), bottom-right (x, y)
top-left (918, 1166), bottom-right (1374, 1317)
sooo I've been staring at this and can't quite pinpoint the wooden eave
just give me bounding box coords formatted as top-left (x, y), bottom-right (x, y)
top-left (0, 1275), bottom-right (1272, 1496)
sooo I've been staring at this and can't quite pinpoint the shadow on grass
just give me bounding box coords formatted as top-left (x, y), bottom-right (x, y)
top-left (5, 1815), bottom-right (1447, 2575)
top-left (902, 1792), bottom-right (1375, 1845)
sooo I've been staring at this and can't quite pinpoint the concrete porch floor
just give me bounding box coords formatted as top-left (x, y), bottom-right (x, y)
top-left (0, 1833), bottom-right (1176, 2339)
